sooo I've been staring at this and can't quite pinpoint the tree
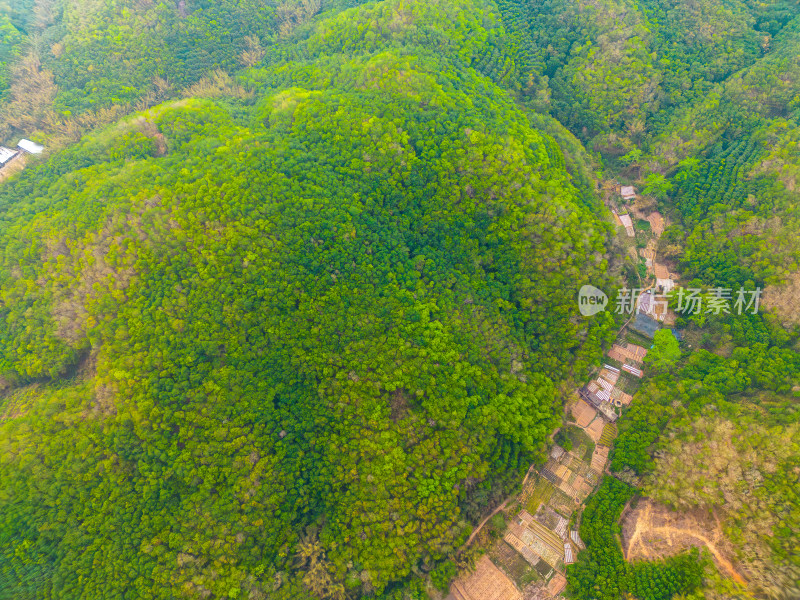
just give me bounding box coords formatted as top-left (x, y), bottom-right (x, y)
top-left (645, 330), bottom-right (681, 371)
top-left (642, 172), bottom-right (674, 201)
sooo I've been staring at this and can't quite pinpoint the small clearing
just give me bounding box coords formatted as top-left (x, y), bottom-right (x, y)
top-left (622, 499), bottom-right (747, 586)
top-left (763, 270), bottom-right (800, 327)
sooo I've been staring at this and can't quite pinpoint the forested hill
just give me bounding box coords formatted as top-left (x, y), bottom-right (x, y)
top-left (1, 0), bottom-right (799, 599)
top-left (494, 0), bottom-right (800, 297)
top-left (0, 1), bottom-right (617, 598)
top-left (0, 0), bottom-right (354, 146)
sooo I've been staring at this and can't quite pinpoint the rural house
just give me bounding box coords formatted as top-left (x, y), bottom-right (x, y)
top-left (0, 147), bottom-right (18, 169)
top-left (654, 263), bottom-right (674, 293)
top-left (18, 139), bottom-right (45, 155)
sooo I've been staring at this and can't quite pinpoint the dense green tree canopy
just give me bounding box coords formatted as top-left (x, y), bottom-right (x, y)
top-left (0, 0), bottom-right (798, 598)
top-left (0, 2), bottom-right (618, 597)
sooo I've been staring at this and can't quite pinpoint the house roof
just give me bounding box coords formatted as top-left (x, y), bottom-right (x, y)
top-left (599, 369), bottom-right (620, 385)
top-left (0, 147), bottom-right (17, 164)
top-left (622, 364), bottom-right (643, 378)
top-left (619, 214), bottom-right (633, 227)
top-left (631, 313), bottom-right (660, 339)
top-left (18, 139), bottom-right (44, 154)
top-left (627, 343), bottom-right (648, 360)
top-left (564, 543), bottom-right (574, 564)
top-left (621, 185), bottom-right (636, 198)
top-left (608, 342), bottom-right (648, 364)
top-left (571, 399), bottom-right (597, 427)
top-left (597, 377), bottom-right (614, 392)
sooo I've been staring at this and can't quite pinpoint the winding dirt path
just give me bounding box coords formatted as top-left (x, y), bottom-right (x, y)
top-left (624, 502), bottom-right (747, 586)
top-left (624, 503), bottom-right (651, 560)
top-left (465, 464), bottom-right (537, 547)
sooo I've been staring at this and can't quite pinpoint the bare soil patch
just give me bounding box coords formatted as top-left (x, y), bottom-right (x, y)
top-left (622, 499), bottom-right (747, 586)
top-left (763, 270), bottom-right (800, 327)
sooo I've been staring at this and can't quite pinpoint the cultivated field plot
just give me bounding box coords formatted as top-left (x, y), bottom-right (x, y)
top-left (450, 555), bottom-right (522, 600)
top-left (490, 539), bottom-right (541, 590)
top-left (599, 423), bottom-right (617, 447)
top-left (570, 398), bottom-right (597, 428)
top-left (524, 476), bottom-right (556, 514)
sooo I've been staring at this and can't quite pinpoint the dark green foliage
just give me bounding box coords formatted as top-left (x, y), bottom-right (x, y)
top-left (662, 129), bottom-right (800, 290)
top-left (553, 428), bottom-right (573, 452)
top-left (430, 559), bottom-right (458, 592)
top-left (493, 0), bottom-right (777, 142)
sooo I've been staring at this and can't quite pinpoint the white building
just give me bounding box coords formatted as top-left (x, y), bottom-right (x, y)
top-left (619, 213), bottom-right (635, 237)
top-left (18, 139), bottom-right (45, 155)
top-left (0, 147), bottom-right (18, 168)
top-left (620, 185), bottom-right (636, 200)
top-left (654, 264), bottom-right (674, 293)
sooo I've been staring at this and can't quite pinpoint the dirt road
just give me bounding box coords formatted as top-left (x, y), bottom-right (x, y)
top-left (624, 501), bottom-right (747, 586)
top-left (465, 464), bottom-right (537, 547)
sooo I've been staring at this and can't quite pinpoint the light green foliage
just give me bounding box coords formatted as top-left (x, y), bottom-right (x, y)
top-left (0, 0), bottom-right (282, 142)
top-left (642, 172), bottom-right (672, 200)
top-left (50, 0), bottom-right (276, 112)
top-left (0, 1), bottom-right (616, 597)
top-left (646, 330), bottom-right (680, 371)
top-left (0, 13), bottom-right (23, 97)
